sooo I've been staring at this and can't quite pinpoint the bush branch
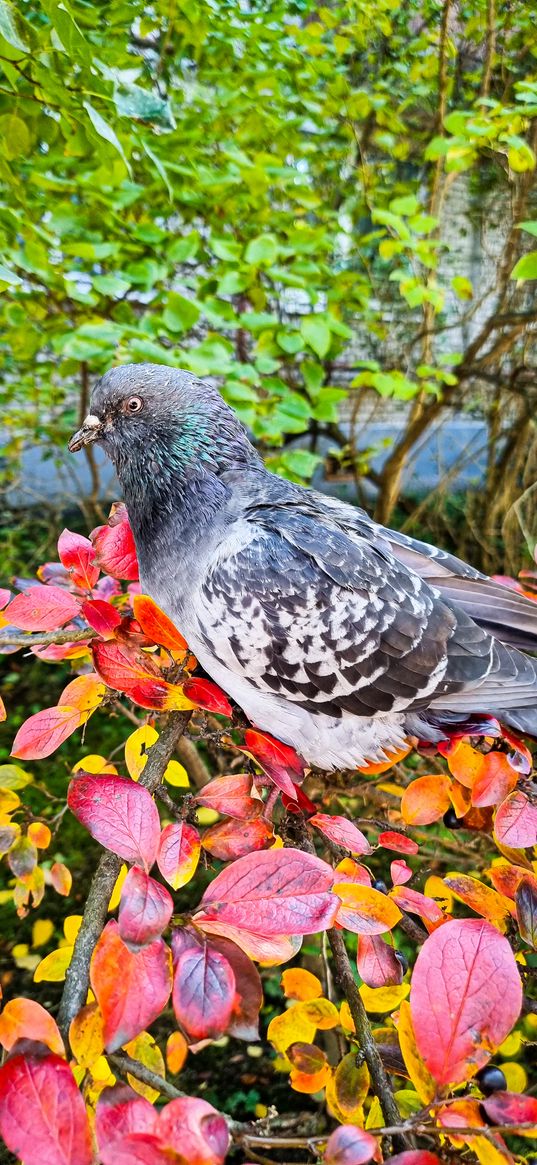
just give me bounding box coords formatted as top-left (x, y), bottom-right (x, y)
top-left (0, 627), bottom-right (97, 648)
top-left (57, 710), bottom-right (192, 1039)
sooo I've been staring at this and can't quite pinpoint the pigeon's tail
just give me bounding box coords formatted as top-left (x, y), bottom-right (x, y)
top-left (498, 705), bottom-right (537, 737)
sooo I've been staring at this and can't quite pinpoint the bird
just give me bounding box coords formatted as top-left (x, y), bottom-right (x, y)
top-left (69, 363), bottom-right (537, 771)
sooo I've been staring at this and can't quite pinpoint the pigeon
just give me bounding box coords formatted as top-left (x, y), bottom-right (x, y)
top-left (69, 364), bottom-right (537, 771)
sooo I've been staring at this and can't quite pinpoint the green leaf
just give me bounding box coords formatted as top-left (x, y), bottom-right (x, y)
top-left (300, 315), bottom-right (331, 359)
top-left (210, 237), bottom-right (242, 262)
top-left (451, 276), bottom-right (473, 300)
top-left (389, 194), bottom-right (419, 216)
top-left (0, 764), bottom-right (32, 790)
top-left (517, 221), bottom-right (537, 238)
top-left (40, 0), bottom-right (89, 61)
top-left (244, 234), bottom-right (279, 266)
top-left (162, 292), bottom-right (200, 333)
top-left (511, 252), bottom-right (537, 280)
top-left (0, 0), bottom-right (30, 52)
top-left (0, 114), bottom-right (30, 159)
top-left (168, 233), bottom-right (200, 263)
top-left (83, 102), bottom-right (129, 170)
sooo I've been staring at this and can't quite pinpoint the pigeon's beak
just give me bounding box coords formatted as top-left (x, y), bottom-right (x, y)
top-left (68, 414), bottom-right (103, 453)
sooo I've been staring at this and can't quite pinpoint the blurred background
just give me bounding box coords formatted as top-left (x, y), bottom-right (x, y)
top-left (0, 0), bottom-right (536, 582)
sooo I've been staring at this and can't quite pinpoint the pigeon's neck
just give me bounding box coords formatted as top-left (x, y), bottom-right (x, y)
top-left (113, 417), bottom-right (261, 557)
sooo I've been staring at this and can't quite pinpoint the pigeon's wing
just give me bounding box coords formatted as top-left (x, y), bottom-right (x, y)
top-left (197, 508), bottom-right (506, 719)
top-left (383, 527), bottom-right (537, 652)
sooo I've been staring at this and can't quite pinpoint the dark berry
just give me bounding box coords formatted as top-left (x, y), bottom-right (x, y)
top-left (373, 879), bottom-right (388, 894)
top-left (443, 808), bottom-right (464, 830)
top-left (476, 1065), bottom-right (507, 1095)
top-left (394, 950), bottom-right (408, 974)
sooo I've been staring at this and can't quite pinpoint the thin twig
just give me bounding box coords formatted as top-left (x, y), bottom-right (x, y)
top-left (109, 1051), bottom-right (187, 1100)
top-left (0, 627), bottom-right (97, 648)
top-left (57, 710), bottom-right (192, 1039)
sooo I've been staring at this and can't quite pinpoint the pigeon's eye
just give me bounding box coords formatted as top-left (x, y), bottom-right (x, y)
top-left (126, 396), bottom-right (143, 414)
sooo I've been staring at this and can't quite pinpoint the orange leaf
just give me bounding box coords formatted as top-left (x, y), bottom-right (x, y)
top-left (90, 920), bottom-right (172, 1051)
top-left (447, 741), bottom-right (486, 789)
top-left (471, 753), bottom-right (518, 808)
top-left (58, 673), bottom-right (105, 719)
top-left (0, 998), bottom-right (64, 1056)
top-left (281, 968), bottom-right (322, 1002)
top-left (133, 595), bottom-right (188, 652)
top-left (401, 774), bottom-right (452, 825)
top-left (334, 882), bottom-right (402, 934)
top-left (443, 874), bottom-right (513, 929)
top-left (166, 1030), bottom-right (188, 1075)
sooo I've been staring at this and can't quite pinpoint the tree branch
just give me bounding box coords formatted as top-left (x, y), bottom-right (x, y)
top-left (0, 627), bottom-right (97, 648)
top-left (109, 1052), bottom-right (187, 1101)
top-left (57, 710), bottom-right (192, 1039)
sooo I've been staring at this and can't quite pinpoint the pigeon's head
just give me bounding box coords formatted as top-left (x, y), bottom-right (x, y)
top-left (68, 363), bottom-right (259, 478)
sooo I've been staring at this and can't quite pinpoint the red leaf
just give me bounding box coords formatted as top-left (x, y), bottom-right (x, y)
top-left (357, 934), bottom-right (404, 988)
top-left (197, 848), bottom-right (337, 936)
top-left (182, 677), bottom-right (232, 716)
top-left (194, 774), bottom-right (261, 820)
top-left (207, 935), bottom-right (263, 1041)
top-left (82, 598), bottom-right (122, 638)
top-left (68, 773), bottom-right (160, 870)
top-left (58, 529), bottom-right (100, 590)
top-left (91, 920), bottom-right (172, 1051)
top-left (384, 1154), bottom-right (442, 1165)
top-left (100, 1133), bottom-right (174, 1165)
top-left (0, 1050), bottom-right (93, 1165)
top-left (471, 752), bottom-right (518, 808)
top-left (515, 873), bottom-right (537, 948)
top-left (158, 1097), bottom-right (230, 1165)
top-left (324, 1124), bottom-right (379, 1165)
top-left (5, 584), bottom-right (81, 632)
top-left (132, 594), bottom-right (188, 652)
top-left (92, 639), bottom-right (194, 712)
top-left (309, 813), bottom-right (372, 856)
top-left (482, 1090), bottom-right (537, 1129)
top-left (92, 508), bottom-right (139, 580)
top-left (11, 705), bottom-right (83, 760)
top-left (157, 822), bottom-right (201, 890)
top-left (495, 791), bottom-right (537, 848)
top-left (410, 918), bottom-right (522, 1086)
top-left (96, 1083), bottom-right (157, 1151)
top-left (202, 816), bottom-right (274, 861)
top-left (378, 831), bottom-right (419, 855)
top-left (243, 729), bottom-right (304, 797)
top-left (172, 929), bottom-right (236, 1040)
top-left (119, 867), bottom-right (174, 950)
top-left (390, 860), bottom-right (413, 886)
top-left (389, 886), bottom-right (443, 923)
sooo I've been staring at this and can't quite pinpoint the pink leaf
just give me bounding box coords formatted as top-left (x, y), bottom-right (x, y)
top-left (91, 920), bottom-right (172, 1051)
top-left (100, 1134), bottom-right (173, 1165)
top-left (119, 867), bottom-right (173, 950)
top-left (384, 1155), bottom-right (442, 1165)
top-left (68, 774), bottom-right (160, 870)
top-left (82, 598), bottom-right (122, 638)
top-left (5, 585), bottom-right (81, 632)
top-left (157, 822), bottom-right (201, 890)
top-left (324, 1124), bottom-right (379, 1165)
top-left (96, 1083), bottom-right (157, 1151)
top-left (357, 935), bottom-right (404, 988)
top-left (309, 813), bottom-right (372, 856)
top-left (207, 935), bottom-right (263, 1041)
top-left (198, 848), bottom-right (337, 936)
top-left (495, 791), bottom-right (537, 848)
top-left (410, 918), bottom-right (522, 1086)
top-left (482, 1090), bottom-right (537, 1128)
top-left (172, 929), bottom-right (236, 1040)
top-left (0, 1050), bottom-right (93, 1165)
top-left (390, 860), bottom-right (413, 886)
top-left (58, 529), bottom-right (100, 590)
top-left (91, 507), bottom-right (139, 580)
top-left (158, 1097), bottom-right (230, 1165)
top-left (378, 831), bottom-right (419, 855)
top-left (11, 705), bottom-right (83, 760)
top-left (389, 886), bottom-right (444, 922)
top-left (0, 588), bottom-right (11, 609)
top-left (194, 774), bottom-right (261, 820)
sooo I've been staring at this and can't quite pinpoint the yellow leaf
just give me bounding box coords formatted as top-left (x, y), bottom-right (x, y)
top-left (267, 1007), bottom-right (317, 1055)
top-left (63, 915), bottom-right (83, 944)
top-left (334, 882), bottom-right (402, 933)
top-left (163, 759), bottom-right (189, 787)
top-left (196, 807), bottom-right (219, 826)
top-left (443, 874), bottom-right (512, 930)
top-left (34, 945), bottom-right (74, 982)
top-left (0, 764), bottom-right (33, 790)
top-left (498, 1031), bottom-right (521, 1057)
top-left (281, 968), bottom-right (322, 1002)
top-left (125, 1031), bottom-right (166, 1102)
top-left (73, 754), bottom-right (117, 775)
top-left (0, 790), bottom-right (20, 814)
top-left (397, 999), bottom-right (435, 1103)
top-left (327, 1052), bottom-right (369, 1121)
top-left (424, 875), bottom-right (453, 913)
top-left (90, 1055), bottom-right (114, 1083)
top-left (365, 1095), bottom-right (383, 1129)
top-left (125, 725), bottom-right (159, 781)
top-left (359, 983), bottom-right (409, 1013)
top-left (501, 1061), bottom-right (527, 1092)
top-left (32, 918), bottom-right (54, 948)
top-left (339, 1000), bottom-right (355, 1032)
top-left (69, 1002), bottom-right (105, 1069)
top-left (298, 997), bottom-right (340, 1029)
top-left (108, 864), bottom-right (128, 912)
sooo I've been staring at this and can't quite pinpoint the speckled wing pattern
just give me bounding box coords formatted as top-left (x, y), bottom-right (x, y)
top-left (197, 504), bottom-right (503, 720)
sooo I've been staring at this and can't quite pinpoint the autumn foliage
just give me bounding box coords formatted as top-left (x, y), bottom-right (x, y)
top-left (0, 509), bottom-right (536, 1164)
